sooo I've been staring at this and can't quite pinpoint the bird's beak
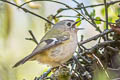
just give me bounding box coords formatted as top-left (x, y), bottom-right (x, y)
top-left (72, 20), bottom-right (84, 30)
top-left (72, 20), bottom-right (80, 27)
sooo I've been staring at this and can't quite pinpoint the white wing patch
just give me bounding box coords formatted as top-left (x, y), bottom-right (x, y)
top-left (44, 38), bottom-right (58, 45)
top-left (50, 38), bottom-right (58, 44)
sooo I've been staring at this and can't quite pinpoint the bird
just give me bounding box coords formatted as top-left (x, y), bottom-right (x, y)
top-left (13, 20), bottom-right (82, 68)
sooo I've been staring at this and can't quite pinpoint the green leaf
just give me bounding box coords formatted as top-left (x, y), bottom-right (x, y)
top-left (101, 8), bottom-right (105, 16)
top-left (108, 17), bottom-right (113, 22)
top-left (47, 15), bottom-right (53, 21)
top-left (75, 18), bottom-right (81, 27)
top-left (77, 14), bottom-right (81, 16)
top-left (57, 8), bottom-right (63, 14)
top-left (95, 17), bottom-right (101, 24)
top-left (90, 9), bottom-right (96, 18)
top-left (54, 17), bottom-right (59, 24)
top-left (103, 22), bottom-right (106, 30)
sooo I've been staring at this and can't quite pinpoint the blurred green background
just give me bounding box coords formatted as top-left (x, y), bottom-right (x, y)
top-left (0, 1), bottom-right (46, 80)
top-left (0, 0), bottom-right (119, 80)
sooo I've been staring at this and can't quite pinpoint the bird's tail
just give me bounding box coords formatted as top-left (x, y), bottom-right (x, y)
top-left (13, 55), bottom-right (31, 68)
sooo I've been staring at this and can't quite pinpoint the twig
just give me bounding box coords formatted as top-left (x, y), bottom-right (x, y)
top-left (106, 46), bottom-right (119, 53)
top-left (44, 77), bottom-right (53, 80)
top-left (75, 51), bottom-right (91, 64)
top-left (25, 30), bottom-right (38, 45)
top-left (0, 0), bottom-right (54, 25)
top-left (73, 56), bottom-right (86, 74)
top-left (81, 3), bottom-right (102, 33)
top-left (35, 68), bottom-right (52, 80)
top-left (20, 0), bottom-right (97, 28)
top-left (20, 0), bottom-right (82, 15)
top-left (72, 0), bottom-right (80, 5)
top-left (73, 56), bottom-right (92, 79)
top-left (61, 0), bottom-right (120, 10)
top-left (56, 15), bottom-right (116, 25)
top-left (104, 0), bottom-right (109, 30)
top-left (92, 54), bottom-right (111, 80)
top-left (78, 29), bottom-right (113, 45)
top-left (104, 0), bottom-right (109, 40)
top-left (89, 40), bottom-right (116, 53)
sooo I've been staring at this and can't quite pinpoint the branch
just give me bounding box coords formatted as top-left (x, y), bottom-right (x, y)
top-left (72, 0), bottom-right (80, 5)
top-left (81, 3), bottom-right (102, 33)
top-left (25, 30), bottom-right (38, 45)
top-left (20, 0), bottom-right (97, 28)
top-left (20, 0), bottom-right (81, 15)
top-left (78, 29), bottom-right (113, 45)
top-left (104, 0), bottom-right (109, 30)
top-left (92, 54), bottom-right (111, 79)
top-left (35, 68), bottom-right (52, 80)
top-left (61, 0), bottom-right (120, 10)
top-left (0, 0), bottom-right (54, 25)
top-left (56, 15), bottom-right (116, 24)
top-left (89, 40), bottom-right (116, 53)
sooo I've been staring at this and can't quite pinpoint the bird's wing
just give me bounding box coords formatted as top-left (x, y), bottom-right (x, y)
top-left (13, 29), bottom-right (70, 68)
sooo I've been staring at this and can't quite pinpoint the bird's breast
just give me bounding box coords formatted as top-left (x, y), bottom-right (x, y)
top-left (49, 33), bottom-right (78, 63)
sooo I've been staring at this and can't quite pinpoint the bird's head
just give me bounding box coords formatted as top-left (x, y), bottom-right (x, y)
top-left (53, 20), bottom-right (83, 32)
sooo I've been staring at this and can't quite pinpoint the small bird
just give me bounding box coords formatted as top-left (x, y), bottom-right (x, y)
top-left (13, 20), bottom-right (82, 68)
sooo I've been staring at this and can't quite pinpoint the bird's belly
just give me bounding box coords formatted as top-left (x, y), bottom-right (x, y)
top-left (49, 40), bottom-right (77, 64)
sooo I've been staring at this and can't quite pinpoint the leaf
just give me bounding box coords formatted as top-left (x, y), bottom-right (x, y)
top-left (75, 18), bottom-right (81, 27)
top-left (90, 9), bottom-right (96, 18)
top-left (54, 17), bottom-right (59, 24)
top-left (76, 14), bottom-right (81, 16)
top-left (101, 8), bottom-right (105, 16)
top-left (108, 17), bottom-right (113, 22)
top-left (95, 17), bottom-right (101, 24)
top-left (47, 15), bottom-right (53, 21)
top-left (45, 22), bottom-right (51, 32)
top-left (57, 8), bottom-right (63, 14)
top-left (44, 15), bottom-right (53, 32)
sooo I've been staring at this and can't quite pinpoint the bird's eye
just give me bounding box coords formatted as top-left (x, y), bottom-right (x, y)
top-left (67, 22), bottom-right (71, 26)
